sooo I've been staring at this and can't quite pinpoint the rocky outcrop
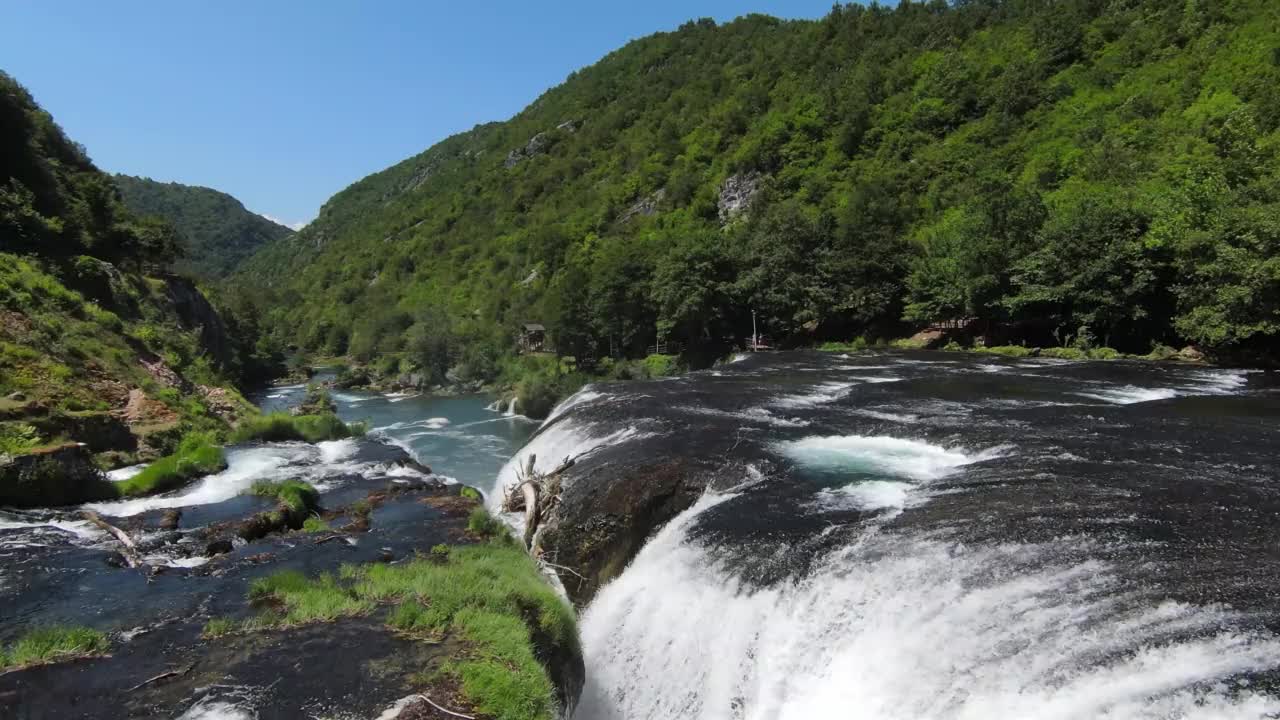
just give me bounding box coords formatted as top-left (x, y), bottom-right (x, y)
top-left (0, 443), bottom-right (116, 508)
top-left (717, 171), bottom-right (763, 223)
top-left (163, 275), bottom-right (232, 368)
top-left (536, 456), bottom-right (712, 606)
top-left (504, 132), bottom-right (552, 168)
top-left (29, 411), bottom-right (136, 454)
top-left (619, 189), bottom-right (666, 223)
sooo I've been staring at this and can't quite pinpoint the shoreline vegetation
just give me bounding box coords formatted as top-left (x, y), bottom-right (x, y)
top-left (204, 507), bottom-right (577, 720)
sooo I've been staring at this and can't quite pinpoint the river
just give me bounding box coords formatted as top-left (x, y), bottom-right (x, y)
top-left (492, 350), bottom-right (1280, 720)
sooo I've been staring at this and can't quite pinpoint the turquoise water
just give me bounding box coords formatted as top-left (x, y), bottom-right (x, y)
top-left (254, 382), bottom-right (536, 495)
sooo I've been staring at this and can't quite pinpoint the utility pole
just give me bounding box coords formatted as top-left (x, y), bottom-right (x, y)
top-left (752, 309), bottom-right (757, 351)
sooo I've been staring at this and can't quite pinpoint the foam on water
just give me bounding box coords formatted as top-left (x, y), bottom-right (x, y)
top-left (83, 445), bottom-right (313, 516)
top-left (776, 435), bottom-right (996, 481)
top-left (810, 479), bottom-right (914, 511)
top-left (544, 387), bottom-right (605, 425)
top-left (772, 382), bottom-right (855, 408)
top-left (1077, 386), bottom-right (1180, 404)
top-left (106, 464), bottom-right (147, 482)
top-left (575, 496), bottom-right (1280, 720)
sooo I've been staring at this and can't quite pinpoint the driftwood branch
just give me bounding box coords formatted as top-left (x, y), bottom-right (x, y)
top-left (413, 693), bottom-right (476, 719)
top-left (82, 511), bottom-right (142, 568)
top-left (127, 663), bottom-right (193, 692)
top-left (500, 453), bottom-right (578, 549)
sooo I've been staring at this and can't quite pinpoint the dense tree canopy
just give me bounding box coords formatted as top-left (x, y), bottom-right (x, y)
top-left (113, 175), bottom-right (294, 280)
top-left (237, 0), bottom-right (1280, 363)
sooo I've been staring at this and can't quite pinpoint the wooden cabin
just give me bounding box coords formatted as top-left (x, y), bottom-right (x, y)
top-left (518, 323), bottom-right (547, 353)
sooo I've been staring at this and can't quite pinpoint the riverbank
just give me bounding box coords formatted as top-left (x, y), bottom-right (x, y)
top-left (0, 387), bottom-right (581, 718)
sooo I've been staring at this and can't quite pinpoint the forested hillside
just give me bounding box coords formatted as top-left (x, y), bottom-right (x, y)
top-left (239, 0), bottom-right (1280, 369)
top-left (0, 70), bottom-right (260, 465)
top-left (114, 175), bottom-right (294, 280)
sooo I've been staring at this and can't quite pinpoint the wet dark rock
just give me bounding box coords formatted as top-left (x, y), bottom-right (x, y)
top-left (159, 509), bottom-right (182, 531)
top-left (540, 456), bottom-right (713, 606)
top-left (205, 538), bottom-right (234, 556)
top-left (0, 443), bottom-right (117, 508)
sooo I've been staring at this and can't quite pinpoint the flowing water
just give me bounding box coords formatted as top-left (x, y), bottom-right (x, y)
top-left (0, 384), bottom-right (536, 718)
top-left (492, 351), bottom-right (1280, 720)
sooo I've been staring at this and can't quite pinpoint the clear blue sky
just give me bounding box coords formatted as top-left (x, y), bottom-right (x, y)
top-left (1, 1), bottom-right (836, 228)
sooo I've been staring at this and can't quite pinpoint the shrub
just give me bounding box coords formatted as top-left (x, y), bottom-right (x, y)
top-left (1088, 347), bottom-right (1122, 360)
top-left (641, 353), bottom-right (680, 377)
top-left (976, 345), bottom-right (1034, 358)
top-left (515, 376), bottom-right (560, 420)
top-left (0, 626), bottom-right (109, 670)
top-left (1040, 347), bottom-right (1087, 360)
top-left (0, 422), bottom-right (43, 455)
top-left (459, 486), bottom-right (482, 501)
top-left (115, 431), bottom-right (226, 497)
top-left (1145, 344), bottom-right (1178, 361)
top-left (231, 412), bottom-right (363, 443)
top-left (818, 338), bottom-right (870, 352)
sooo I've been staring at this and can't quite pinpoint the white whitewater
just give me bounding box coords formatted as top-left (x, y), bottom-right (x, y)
top-left (575, 491), bottom-right (1280, 720)
top-left (565, 415), bottom-right (1279, 720)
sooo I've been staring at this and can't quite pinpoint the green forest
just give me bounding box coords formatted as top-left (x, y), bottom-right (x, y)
top-left (234, 0), bottom-right (1280, 373)
top-left (114, 175), bottom-right (294, 280)
top-left (0, 70), bottom-right (269, 463)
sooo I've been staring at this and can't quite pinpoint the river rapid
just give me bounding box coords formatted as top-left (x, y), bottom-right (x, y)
top-left (493, 350), bottom-right (1280, 720)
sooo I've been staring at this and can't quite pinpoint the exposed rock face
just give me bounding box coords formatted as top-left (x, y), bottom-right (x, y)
top-left (504, 132), bottom-right (551, 168)
top-left (619, 189), bottom-right (666, 223)
top-left (30, 412), bottom-right (136, 454)
top-left (717, 171), bottom-right (763, 223)
top-left (163, 275), bottom-right (232, 368)
top-left (536, 456), bottom-right (716, 606)
top-left (0, 443), bottom-right (116, 508)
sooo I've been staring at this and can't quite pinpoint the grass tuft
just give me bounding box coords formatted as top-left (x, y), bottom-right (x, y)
top-left (115, 431), bottom-right (226, 497)
top-left (0, 626), bottom-right (109, 670)
top-left (231, 412), bottom-right (365, 443)
top-left (241, 539), bottom-right (576, 720)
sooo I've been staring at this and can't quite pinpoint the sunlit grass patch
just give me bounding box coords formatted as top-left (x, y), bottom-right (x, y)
top-left (0, 626), bottom-right (109, 670)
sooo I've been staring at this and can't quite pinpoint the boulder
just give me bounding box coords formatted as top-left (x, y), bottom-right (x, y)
top-left (1177, 345), bottom-right (1206, 362)
top-left (0, 443), bottom-right (117, 508)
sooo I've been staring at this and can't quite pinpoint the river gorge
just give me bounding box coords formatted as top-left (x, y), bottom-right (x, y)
top-left (3, 350), bottom-right (1279, 718)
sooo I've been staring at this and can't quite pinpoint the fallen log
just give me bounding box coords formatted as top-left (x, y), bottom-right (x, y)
top-left (82, 510), bottom-right (143, 568)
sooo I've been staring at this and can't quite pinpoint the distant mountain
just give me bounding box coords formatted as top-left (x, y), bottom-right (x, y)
top-left (238, 0), bottom-right (1280, 365)
top-left (113, 175), bottom-right (293, 280)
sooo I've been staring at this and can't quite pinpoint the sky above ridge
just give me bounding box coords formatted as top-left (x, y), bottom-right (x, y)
top-left (1, 1), bottom-right (837, 228)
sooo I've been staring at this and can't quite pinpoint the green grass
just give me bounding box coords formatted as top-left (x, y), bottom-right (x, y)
top-left (0, 626), bottom-right (109, 670)
top-left (467, 507), bottom-right (507, 539)
top-left (248, 479), bottom-right (319, 513)
top-left (1039, 347), bottom-right (1088, 359)
top-left (973, 345), bottom-right (1034, 358)
top-left (230, 412), bottom-right (366, 443)
top-left (459, 486), bottom-right (482, 501)
top-left (244, 539), bottom-right (576, 720)
top-left (202, 617), bottom-right (235, 639)
top-left (114, 431), bottom-right (226, 497)
top-left (301, 516), bottom-right (330, 533)
top-left (817, 338), bottom-right (872, 352)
